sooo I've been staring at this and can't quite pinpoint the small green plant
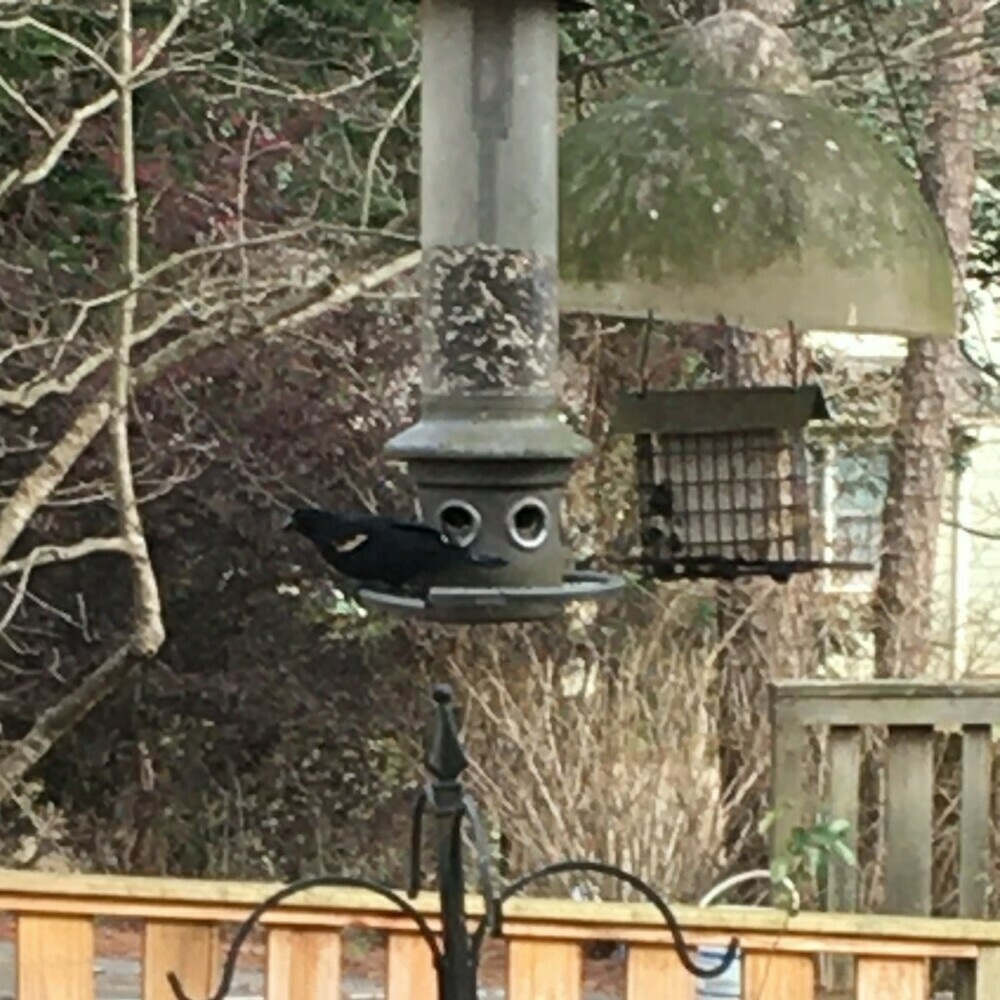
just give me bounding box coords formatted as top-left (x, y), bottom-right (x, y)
top-left (295, 584), bottom-right (401, 644)
top-left (759, 810), bottom-right (857, 908)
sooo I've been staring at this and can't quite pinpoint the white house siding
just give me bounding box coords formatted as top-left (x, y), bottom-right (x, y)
top-left (807, 290), bottom-right (1000, 678)
top-left (950, 427), bottom-right (1000, 675)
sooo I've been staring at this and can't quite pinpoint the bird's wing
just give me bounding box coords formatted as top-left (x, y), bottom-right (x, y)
top-left (328, 532), bottom-right (370, 553)
top-left (394, 520), bottom-right (450, 543)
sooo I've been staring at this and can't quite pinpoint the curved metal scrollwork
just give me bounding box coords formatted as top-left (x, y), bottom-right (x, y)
top-left (168, 683), bottom-right (742, 1000)
top-left (480, 859), bottom-right (739, 980)
top-left (166, 875), bottom-right (442, 1000)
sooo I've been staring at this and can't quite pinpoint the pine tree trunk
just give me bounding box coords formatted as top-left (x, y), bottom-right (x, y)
top-left (872, 0), bottom-right (984, 679)
top-left (715, 325), bottom-right (820, 873)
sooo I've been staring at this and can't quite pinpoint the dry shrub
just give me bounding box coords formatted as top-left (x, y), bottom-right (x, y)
top-left (444, 586), bottom-right (765, 904)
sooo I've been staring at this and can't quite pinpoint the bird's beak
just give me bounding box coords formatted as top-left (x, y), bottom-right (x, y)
top-left (281, 515), bottom-right (296, 532)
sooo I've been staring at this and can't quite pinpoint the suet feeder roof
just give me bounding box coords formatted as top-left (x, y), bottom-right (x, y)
top-left (558, 20), bottom-right (955, 338)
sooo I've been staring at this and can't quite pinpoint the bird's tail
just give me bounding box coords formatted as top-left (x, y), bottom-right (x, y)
top-left (469, 552), bottom-right (508, 569)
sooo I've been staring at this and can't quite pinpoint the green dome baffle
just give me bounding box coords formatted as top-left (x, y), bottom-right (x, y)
top-left (559, 86), bottom-right (954, 338)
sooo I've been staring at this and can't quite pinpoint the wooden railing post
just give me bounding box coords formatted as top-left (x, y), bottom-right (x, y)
top-left (856, 956), bottom-right (929, 1000)
top-left (824, 724), bottom-right (862, 995)
top-left (266, 927), bottom-right (340, 1000)
top-left (508, 939), bottom-right (581, 1000)
top-left (744, 951), bottom-right (815, 999)
top-left (969, 946), bottom-right (1000, 1000)
top-left (17, 914), bottom-right (95, 1000)
top-left (770, 688), bottom-right (809, 880)
top-left (626, 945), bottom-right (695, 1000)
top-left (143, 921), bottom-right (219, 1000)
top-left (883, 725), bottom-right (935, 916)
top-left (386, 932), bottom-right (437, 1000)
top-left (959, 724), bottom-right (992, 917)
top-left (956, 724), bottom-right (994, 1000)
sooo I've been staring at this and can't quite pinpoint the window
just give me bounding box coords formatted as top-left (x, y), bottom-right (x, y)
top-left (812, 439), bottom-right (889, 590)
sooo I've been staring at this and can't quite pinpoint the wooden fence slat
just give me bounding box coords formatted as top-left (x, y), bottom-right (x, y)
top-left (959, 724), bottom-right (992, 918)
top-left (17, 914), bottom-right (95, 1000)
top-left (625, 944), bottom-right (695, 1000)
top-left (266, 928), bottom-right (340, 1000)
top-left (508, 939), bottom-right (581, 1000)
top-left (743, 951), bottom-right (814, 999)
top-left (955, 944), bottom-right (1000, 1000)
top-left (770, 701), bottom-right (809, 894)
top-left (826, 725), bottom-right (862, 913)
top-left (856, 956), bottom-right (929, 1000)
top-left (975, 945), bottom-right (1000, 999)
top-left (823, 725), bottom-right (862, 997)
top-left (143, 921), bottom-right (219, 1000)
top-left (386, 932), bottom-right (437, 1000)
top-left (955, 726), bottom-right (994, 1000)
top-left (884, 726), bottom-right (934, 916)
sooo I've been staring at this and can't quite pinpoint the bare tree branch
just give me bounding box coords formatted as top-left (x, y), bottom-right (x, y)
top-left (0, 0), bottom-right (198, 204)
top-left (0, 72), bottom-right (54, 136)
top-left (0, 557), bottom-right (36, 633)
top-left (0, 642), bottom-right (137, 808)
top-left (109, 0), bottom-right (164, 656)
top-left (942, 518), bottom-right (1000, 541)
top-left (0, 400), bottom-right (113, 566)
top-left (0, 16), bottom-right (120, 80)
top-left (0, 538), bottom-right (131, 580)
top-left (0, 249), bottom-right (420, 565)
top-left (0, 89), bottom-right (117, 202)
top-left (0, 298), bottom-right (200, 411)
top-left (1, 223), bottom-right (416, 413)
top-left (360, 72), bottom-right (419, 229)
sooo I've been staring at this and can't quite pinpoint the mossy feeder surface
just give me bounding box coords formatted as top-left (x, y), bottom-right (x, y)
top-left (559, 89), bottom-right (954, 338)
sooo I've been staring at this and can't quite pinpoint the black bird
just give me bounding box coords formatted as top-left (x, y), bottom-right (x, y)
top-left (284, 507), bottom-right (507, 592)
top-left (647, 482), bottom-right (674, 519)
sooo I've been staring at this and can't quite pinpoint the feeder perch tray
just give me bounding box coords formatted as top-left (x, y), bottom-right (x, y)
top-left (358, 570), bottom-right (624, 624)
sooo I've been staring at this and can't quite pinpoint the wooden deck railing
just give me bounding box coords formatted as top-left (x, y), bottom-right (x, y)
top-left (769, 680), bottom-right (1000, 996)
top-left (1, 869), bottom-right (1000, 999)
top-left (770, 679), bottom-right (1000, 920)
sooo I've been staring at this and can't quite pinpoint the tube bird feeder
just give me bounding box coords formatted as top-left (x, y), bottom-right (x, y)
top-left (376, 0), bottom-right (623, 622)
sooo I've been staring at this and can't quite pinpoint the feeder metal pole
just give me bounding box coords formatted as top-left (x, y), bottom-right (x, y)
top-left (426, 685), bottom-right (477, 1000)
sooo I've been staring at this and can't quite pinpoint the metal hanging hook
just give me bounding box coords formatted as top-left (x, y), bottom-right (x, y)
top-left (490, 859), bottom-right (739, 980)
top-left (166, 876), bottom-right (442, 1000)
top-left (169, 684), bottom-right (741, 1000)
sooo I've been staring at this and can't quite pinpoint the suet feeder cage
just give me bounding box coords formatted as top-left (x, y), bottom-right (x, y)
top-left (613, 384), bottom-right (868, 582)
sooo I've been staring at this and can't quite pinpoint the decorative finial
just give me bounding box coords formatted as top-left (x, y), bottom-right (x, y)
top-left (427, 683), bottom-right (468, 781)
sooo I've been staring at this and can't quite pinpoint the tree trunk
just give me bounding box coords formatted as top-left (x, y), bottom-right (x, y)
top-left (0, 644), bottom-right (137, 808)
top-left (715, 324), bottom-right (820, 874)
top-left (872, 0), bottom-right (984, 679)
